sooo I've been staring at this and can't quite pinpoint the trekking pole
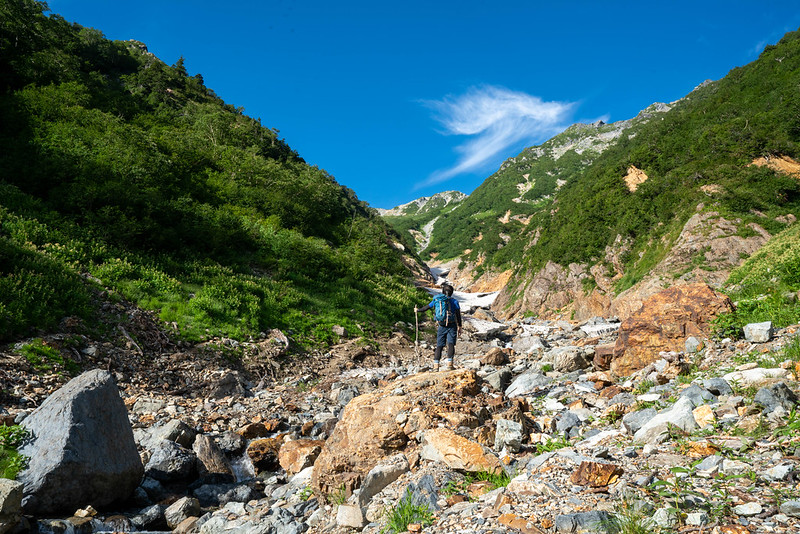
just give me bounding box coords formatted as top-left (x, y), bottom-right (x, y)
top-left (414, 308), bottom-right (421, 367)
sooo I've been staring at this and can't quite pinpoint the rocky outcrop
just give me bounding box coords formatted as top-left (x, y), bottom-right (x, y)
top-left (611, 283), bottom-right (733, 376)
top-left (17, 370), bottom-right (143, 515)
top-left (312, 370), bottom-right (482, 498)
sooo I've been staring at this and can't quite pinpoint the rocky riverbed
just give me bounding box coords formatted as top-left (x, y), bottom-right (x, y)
top-left (2, 285), bottom-right (800, 534)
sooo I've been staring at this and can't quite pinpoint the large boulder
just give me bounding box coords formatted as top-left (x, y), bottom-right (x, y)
top-left (612, 283), bottom-right (732, 376)
top-left (312, 370), bottom-right (481, 498)
top-left (18, 370), bottom-right (143, 515)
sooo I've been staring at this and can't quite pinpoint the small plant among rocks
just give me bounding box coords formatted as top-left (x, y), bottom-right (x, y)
top-left (381, 489), bottom-right (435, 534)
top-left (0, 424), bottom-right (30, 480)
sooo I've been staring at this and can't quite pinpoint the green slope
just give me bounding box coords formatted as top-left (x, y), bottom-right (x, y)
top-left (427, 28), bottom-right (800, 292)
top-left (0, 0), bottom-right (421, 345)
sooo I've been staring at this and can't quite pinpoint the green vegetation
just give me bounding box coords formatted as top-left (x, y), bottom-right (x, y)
top-left (17, 338), bottom-right (80, 375)
top-left (0, 0), bottom-right (424, 346)
top-left (0, 425), bottom-right (30, 480)
top-left (381, 489), bottom-right (435, 534)
top-left (713, 223), bottom-right (800, 338)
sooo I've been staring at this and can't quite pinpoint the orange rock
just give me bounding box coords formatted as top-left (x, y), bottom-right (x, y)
top-left (247, 438), bottom-right (282, 473)
top-left (312, 369), bottom-right (482, 497)
top-left (481, 347), bottom-right (509, 366)
top-left (540, 518), bottom-right (554, 529)
top-left (693, 404), bottom-right (717, 428)
top-left (680, 440), bottom-right (720, 458)
top-left (278, 439), bottom-right (324, 475)
top-left (238, 422), bottom-right (269, 439)
top-left (569, 461), bottom-right (624, 487)
top-left (612, 283), bottom-right (733, 376)
top-left (467, 480), bottom-right (494, 499)
top-left (713, 526), bottom-right (750, 534)
top-left (421, 427), bottom-right (502, 474)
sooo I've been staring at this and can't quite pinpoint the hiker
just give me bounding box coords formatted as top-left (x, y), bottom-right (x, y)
top-left (414, 283), bottom-right (462, 371)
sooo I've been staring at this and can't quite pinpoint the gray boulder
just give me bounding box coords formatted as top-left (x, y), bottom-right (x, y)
top-left (484, 369), bottom-right (512, 392)
top-left (0, 479), bottom-right (23, 534)
top-left (622, 408), bottom-right (657, 435)
top-left (679, 384), bottom-right (717, 406)
top-left (744, 321), bottom-right (773, 342)
top-left (555, 510), bottom-right (612, 533)
top-left (165, 496), bottom-right (201, 529)
top-left (505, 371), bottom-right (551, 398)
top-left (145, 439), bottom-right (197, 482)
top-left (495, 419), bottom-right (523, 453)
top-left (544, 346), bottom-right (591, 373)
top-left (18, 370), bottom-right (143, 515)
top-left (754, 382), bottom-right (798, 415)
top-left (634, 397), bottom-right (698, 444)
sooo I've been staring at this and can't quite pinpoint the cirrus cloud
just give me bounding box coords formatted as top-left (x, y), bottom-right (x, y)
top-left (417, 85), bottom-right (576, 189)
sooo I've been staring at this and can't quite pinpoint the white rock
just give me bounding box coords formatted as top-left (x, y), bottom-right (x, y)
top-left (634, 397), bottom-right (698, 444)
top-left (733, 502), bottom-right (762, 516)
top-left (723, 367), bottom-right (789, 385)
top-left (744, 321), bottom-right (773, 343)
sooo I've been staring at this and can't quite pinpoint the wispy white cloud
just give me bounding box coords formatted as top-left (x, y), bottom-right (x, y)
top-left (417, 85), bottom-right (576, 189)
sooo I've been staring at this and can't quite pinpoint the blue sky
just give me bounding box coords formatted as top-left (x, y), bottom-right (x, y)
top-left (49, 1), bottom-right (800, 209)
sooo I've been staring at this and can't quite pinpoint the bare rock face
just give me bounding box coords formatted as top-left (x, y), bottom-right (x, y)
top-left (18, 370), bottom-right (143, 515)
top-left (611, 283), bottom-right (733, 376)
top-left (312, 370), bottom-right (482, 498)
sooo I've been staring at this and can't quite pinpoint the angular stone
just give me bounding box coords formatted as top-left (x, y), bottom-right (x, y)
top-left (484, 369), bottom-right (512, 392)
top-left (494, 419), bottom-right (523, 453)
top-left (679, 384), bottom-right (717, 406)
top-left (505, 372), bottom-right (551, 398)
top-left (420, 428), bottom-right (502, 474)
top-left (701, 378), bottom-right (734, 397)
top-left (545, 346), bottom-right (591, 373)
top-left (18, 370), bottom-right (143, 515)
top-left (146, 439), bottom-right (197, 482)
top-left (634, 397), bottom-right (699, 444)
top-left (0, 479), bottom-right (23, 534)
top-left (693, 404), bottom-right (716, 428)
top-left (554, 511), bottom-right (611, 533)
top-left (612, 283), bottom-right (733, 376)
top-left (744, 321), bottom-right (773, 342)
top-left (622, 408), bottom-right (657, 435)
top-left (165, 496), bottom-right (201, 529)
top-left (193, 434), bottom-right (234, 479)
top-left (569, 461), bottom-right (623, 487)
top-left (278, 439), bottom-right (324, 476)
top-left (780, 500), bottom-right (800, 517)
top-left (357, 453), bottom-right (409, 508)
top-left (144, 419), bottom-right (197, 449)
top-left (754, 381), bottom-right (798, 414)
top-left (313, 370), bottom-right (480, 497)
top-left (732, 502), bottom-right (762, 516)
top-left (481, 347), bottom-right (509, 366)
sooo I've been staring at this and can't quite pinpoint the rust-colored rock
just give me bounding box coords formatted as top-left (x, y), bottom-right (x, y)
top-left (569, 461), bottom-right (624, 487)
top-left (312, 370), bottom-right (482, 497)
top-left (611, 283), bottom-right (733, 376)
top-left (247, 438), bottom-right (282, 474)
top-left (279, 439), bottom-right (324, 475)
top-left (498, 513), bottom-right (541, 534)
top-left (592, 343), bottom-right (615, 371)
top-left (238, 422), bottom-right (269, 439)
top-left (481, 347), bottom-right (510, 366)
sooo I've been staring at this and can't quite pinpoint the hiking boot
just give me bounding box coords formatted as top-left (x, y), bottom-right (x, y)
top-left (443, 359), bottom-right (453, 371)
top-left (432, 361), bottom-right (440, 372)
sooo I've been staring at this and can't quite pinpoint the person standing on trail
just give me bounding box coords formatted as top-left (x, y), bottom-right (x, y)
top-left (414, 283), bottom-right (462, 371)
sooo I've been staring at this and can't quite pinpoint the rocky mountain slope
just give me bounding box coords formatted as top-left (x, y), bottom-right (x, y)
top-left (378, 191), bottom-right (467, 253)
top-left (383, 30), bottom-right (800, 328)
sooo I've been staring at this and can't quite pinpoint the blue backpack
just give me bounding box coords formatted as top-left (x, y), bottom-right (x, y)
top-left (432, 294), bottom-right (454, 325)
